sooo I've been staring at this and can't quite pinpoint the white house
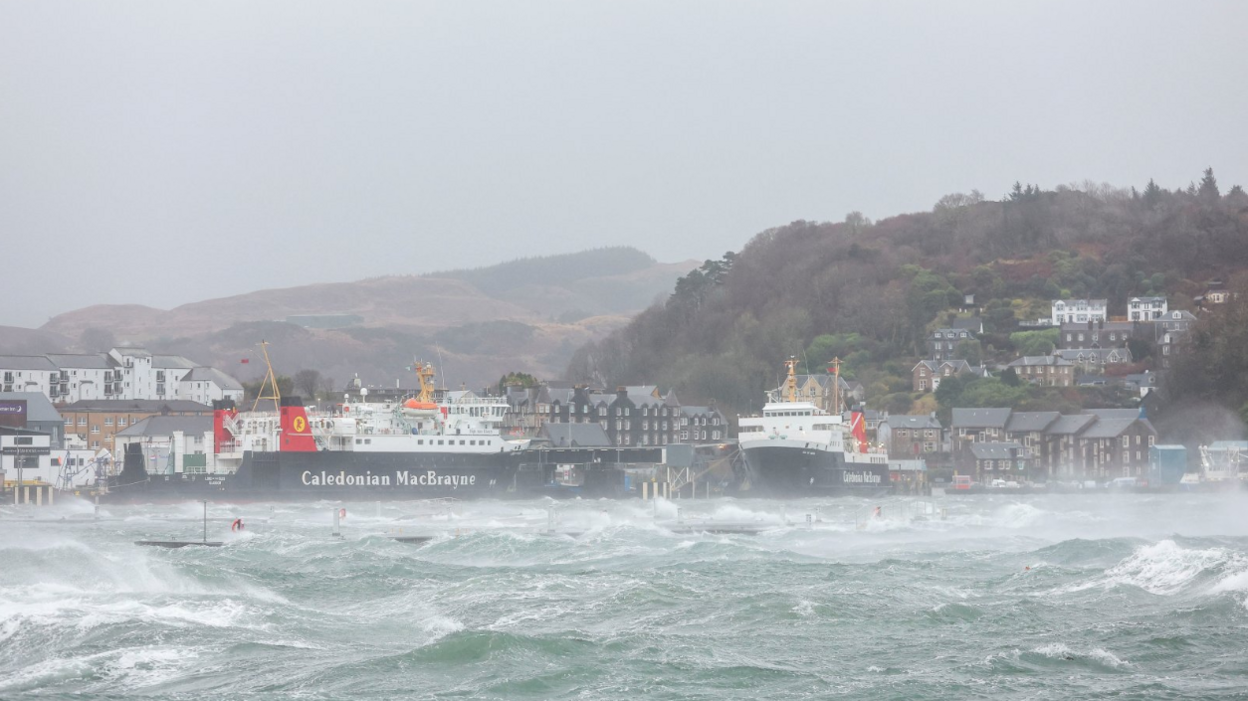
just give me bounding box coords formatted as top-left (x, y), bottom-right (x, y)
top-left (1, 349), bottom-right (244, 406)
top-left (0, 356), bottom-right (58, 397)
top-left (1128, 296), bottom-right (1168, 321)
top-left (1051, 299), bottom-right (1108, 326)
top-left (177, 367), bottom-right (245, 405)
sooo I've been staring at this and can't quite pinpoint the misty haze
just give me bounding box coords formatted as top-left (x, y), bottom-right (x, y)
top-left (2, 2), bottom-right (1248, 700)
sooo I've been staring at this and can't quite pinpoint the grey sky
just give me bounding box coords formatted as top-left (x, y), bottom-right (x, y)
top-left (2, 1), bottom-right (1245, 328)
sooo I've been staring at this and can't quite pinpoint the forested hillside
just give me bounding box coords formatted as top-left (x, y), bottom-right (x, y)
top-left (567, 171), bottom-right (1248, 429)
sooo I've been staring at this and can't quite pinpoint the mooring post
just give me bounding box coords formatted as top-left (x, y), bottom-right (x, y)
top-left (94, 495), bottom-right (100, 519)
top-left (202, 500), bottom-right (208, 543)
top-left (333, 506), bottom-right (341, 537)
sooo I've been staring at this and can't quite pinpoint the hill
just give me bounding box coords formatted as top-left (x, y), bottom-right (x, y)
top-left (566, 172), bottom-right (1248, 434)
top-left (35, 247), bottom-right (696, 389)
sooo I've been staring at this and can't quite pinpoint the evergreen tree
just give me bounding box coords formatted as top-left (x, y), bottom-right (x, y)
top-left (1142, 178), bottom-right (1162, 207)
top-left (1199, 167), bottom-right (1221, 201)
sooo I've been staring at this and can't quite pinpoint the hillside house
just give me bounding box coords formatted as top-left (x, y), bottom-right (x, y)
top-left (1054, 347), bottom-right (1133, 373)
top-left (1051, 299), bottom-right (1107, 326)
top-left (1128, 296), bottom-right (1168, 321)
top-left (1006, 356), bottom-right (1074, 387)
top-left (912, 359), bottom-right (975, 392)
top-left (969, 442), bottom-right (1031, 482)
top-left (928, 328), bottom-right (975, 362)
top-left (1058, 321), bottom-right (1138, 350)
top-left (878, 414), bottom-right (943, 458)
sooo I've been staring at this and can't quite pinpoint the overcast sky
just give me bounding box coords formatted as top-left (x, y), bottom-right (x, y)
top-left (1, 1), bottom-right (1245, 327)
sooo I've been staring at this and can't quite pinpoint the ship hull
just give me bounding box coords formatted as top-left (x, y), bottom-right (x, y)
top-left (95, 446), bottom-right (669, 503)
top-left (98, 449), bottom-right (538, 503)
top-left (739, 442), bottom-right (891, 497)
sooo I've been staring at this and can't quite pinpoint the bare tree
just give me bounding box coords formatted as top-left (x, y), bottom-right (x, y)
top-left (293, 369), bottom-right (322, 401)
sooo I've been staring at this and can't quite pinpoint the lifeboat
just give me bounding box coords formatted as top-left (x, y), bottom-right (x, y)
top-left (402, 398), bottom-right (440, 418)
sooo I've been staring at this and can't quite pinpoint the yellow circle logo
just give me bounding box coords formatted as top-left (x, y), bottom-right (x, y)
top-left (293, 416), bottom-right (307, 433)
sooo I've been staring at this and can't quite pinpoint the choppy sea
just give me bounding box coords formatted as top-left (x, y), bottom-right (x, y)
top-left (2, 493), bottom-right (1247, 700)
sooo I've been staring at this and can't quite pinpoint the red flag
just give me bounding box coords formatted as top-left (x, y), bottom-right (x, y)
top-left (240, 358), bottom-right (250, 364)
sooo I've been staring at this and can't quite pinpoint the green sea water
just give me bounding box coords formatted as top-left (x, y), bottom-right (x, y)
top-left (2, 493), bottom-right (1247, 699)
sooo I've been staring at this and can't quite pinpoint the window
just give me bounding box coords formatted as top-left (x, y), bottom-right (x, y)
top-left (104, 417), bottom-right (113, 426)
top-left (78, 417), bottom-right (86, 426)
top-left (91, 425), bottom-right (99, 434)
top-left (1122, 436), bottom-right (1130, 448)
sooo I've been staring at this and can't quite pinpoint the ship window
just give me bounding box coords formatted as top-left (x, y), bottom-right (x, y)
top-left (356, 438), bottom-right (362, 444)
top-left (365, 439), bottom-right (371, 445)
top-left (418, 439), bottom-right (424, 445)
top-left (460, 440), bottom-right (466, 445)
top-left (438, 440), bottom-right (444, 445)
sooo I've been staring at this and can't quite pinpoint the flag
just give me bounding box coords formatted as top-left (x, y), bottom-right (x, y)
top-left (240, 358), bottom-right (249, 364)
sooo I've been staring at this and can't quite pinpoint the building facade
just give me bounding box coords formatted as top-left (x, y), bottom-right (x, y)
top-left (1128, 296), bottom-right (1168, 321)
top-left (58, 399), bottom-right (214, 452)
top-left (1051, 299), bottom-right (1108, 326)
top-left (1006, 356), bottom-right (1074, 387)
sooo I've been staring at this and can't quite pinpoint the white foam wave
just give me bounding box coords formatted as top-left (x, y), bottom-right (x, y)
top-left (1033, 642), bottom-right (1130, 668)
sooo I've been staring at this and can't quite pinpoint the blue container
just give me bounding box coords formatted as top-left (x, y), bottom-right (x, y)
top-left (1149, 445), bottom-right (1187, 485)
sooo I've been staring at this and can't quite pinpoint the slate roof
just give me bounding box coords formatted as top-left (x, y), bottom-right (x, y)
top-left (0, 392), bottom-right (62, 423)
top-left (883, 415), bottom-right (942, 430)
top-left (1083, 408), bottom-right (1144, 421)
top-left (0, 355), bottom-right (59, 372)
top-left (181, 367), bottom-right (243, 390)
top-left (1005, 411), bottom-right (1060, 433)
top-left (1080, 418), bottom-right (1145, 439)
top-left (1007, 355), bottom-right (1073, 367)
top-left (951, 408), bottom-right (1011, 429)
top-left (116, 416), bottom-right (215, 438)
top-left (970, 442), bottom-right (1024, 460)
top-left (151, 355), bottom-right (197, 370)
top-left (1056, 348), bottom-right (1132, 363)
top-left (539, 422), bottom-right (612, 447)
top-left (1046, 414), bottom-right (1096, 435)
top-left (46, 354), bottom-right (115, 370)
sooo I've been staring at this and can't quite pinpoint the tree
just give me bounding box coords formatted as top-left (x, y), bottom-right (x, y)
top-left (1000, 367), bottom-right (1021, 387)
top-left (955, 339), bottom-right (982, 366)
top-left (242, 375), bottom-right (294, 404)
top-left (1142, 178), bottom-right (1162, 208)
top-left (498, 371), bottom-right (539, 394)
top-left (1198, 167), bottom-right (1220, 201)
top-left (293, 369), bottom-right (322, 401)
top-left (1009, 329), bottom-right (1059, 355)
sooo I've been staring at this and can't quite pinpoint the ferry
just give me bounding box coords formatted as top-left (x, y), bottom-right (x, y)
top-left (101, 350), bottom-right (539, 502)
top-left (736, 359), bottom-right (892, 497)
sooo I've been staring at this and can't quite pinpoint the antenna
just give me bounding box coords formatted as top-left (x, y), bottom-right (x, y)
top-left (436, 346), bottom-right (447, 391)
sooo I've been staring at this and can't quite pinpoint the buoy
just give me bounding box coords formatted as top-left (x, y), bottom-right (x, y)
top-left (339, 508), bottom-right (347, 519)
top-left (231, 518), bottom-right (244, 532)
top-left (1025, 565), bottom-right (1031, 571)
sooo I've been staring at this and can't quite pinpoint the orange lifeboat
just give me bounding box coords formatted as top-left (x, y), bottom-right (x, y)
top-left (402, 398), bottom-right (439, 418)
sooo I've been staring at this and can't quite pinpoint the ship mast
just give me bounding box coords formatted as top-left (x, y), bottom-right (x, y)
top-left (784, 357), bottom-right (799, 403)
top-left (414, 361), bottom-right (436, 403)
top-left (251, 340), bottom-right (282, 412)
